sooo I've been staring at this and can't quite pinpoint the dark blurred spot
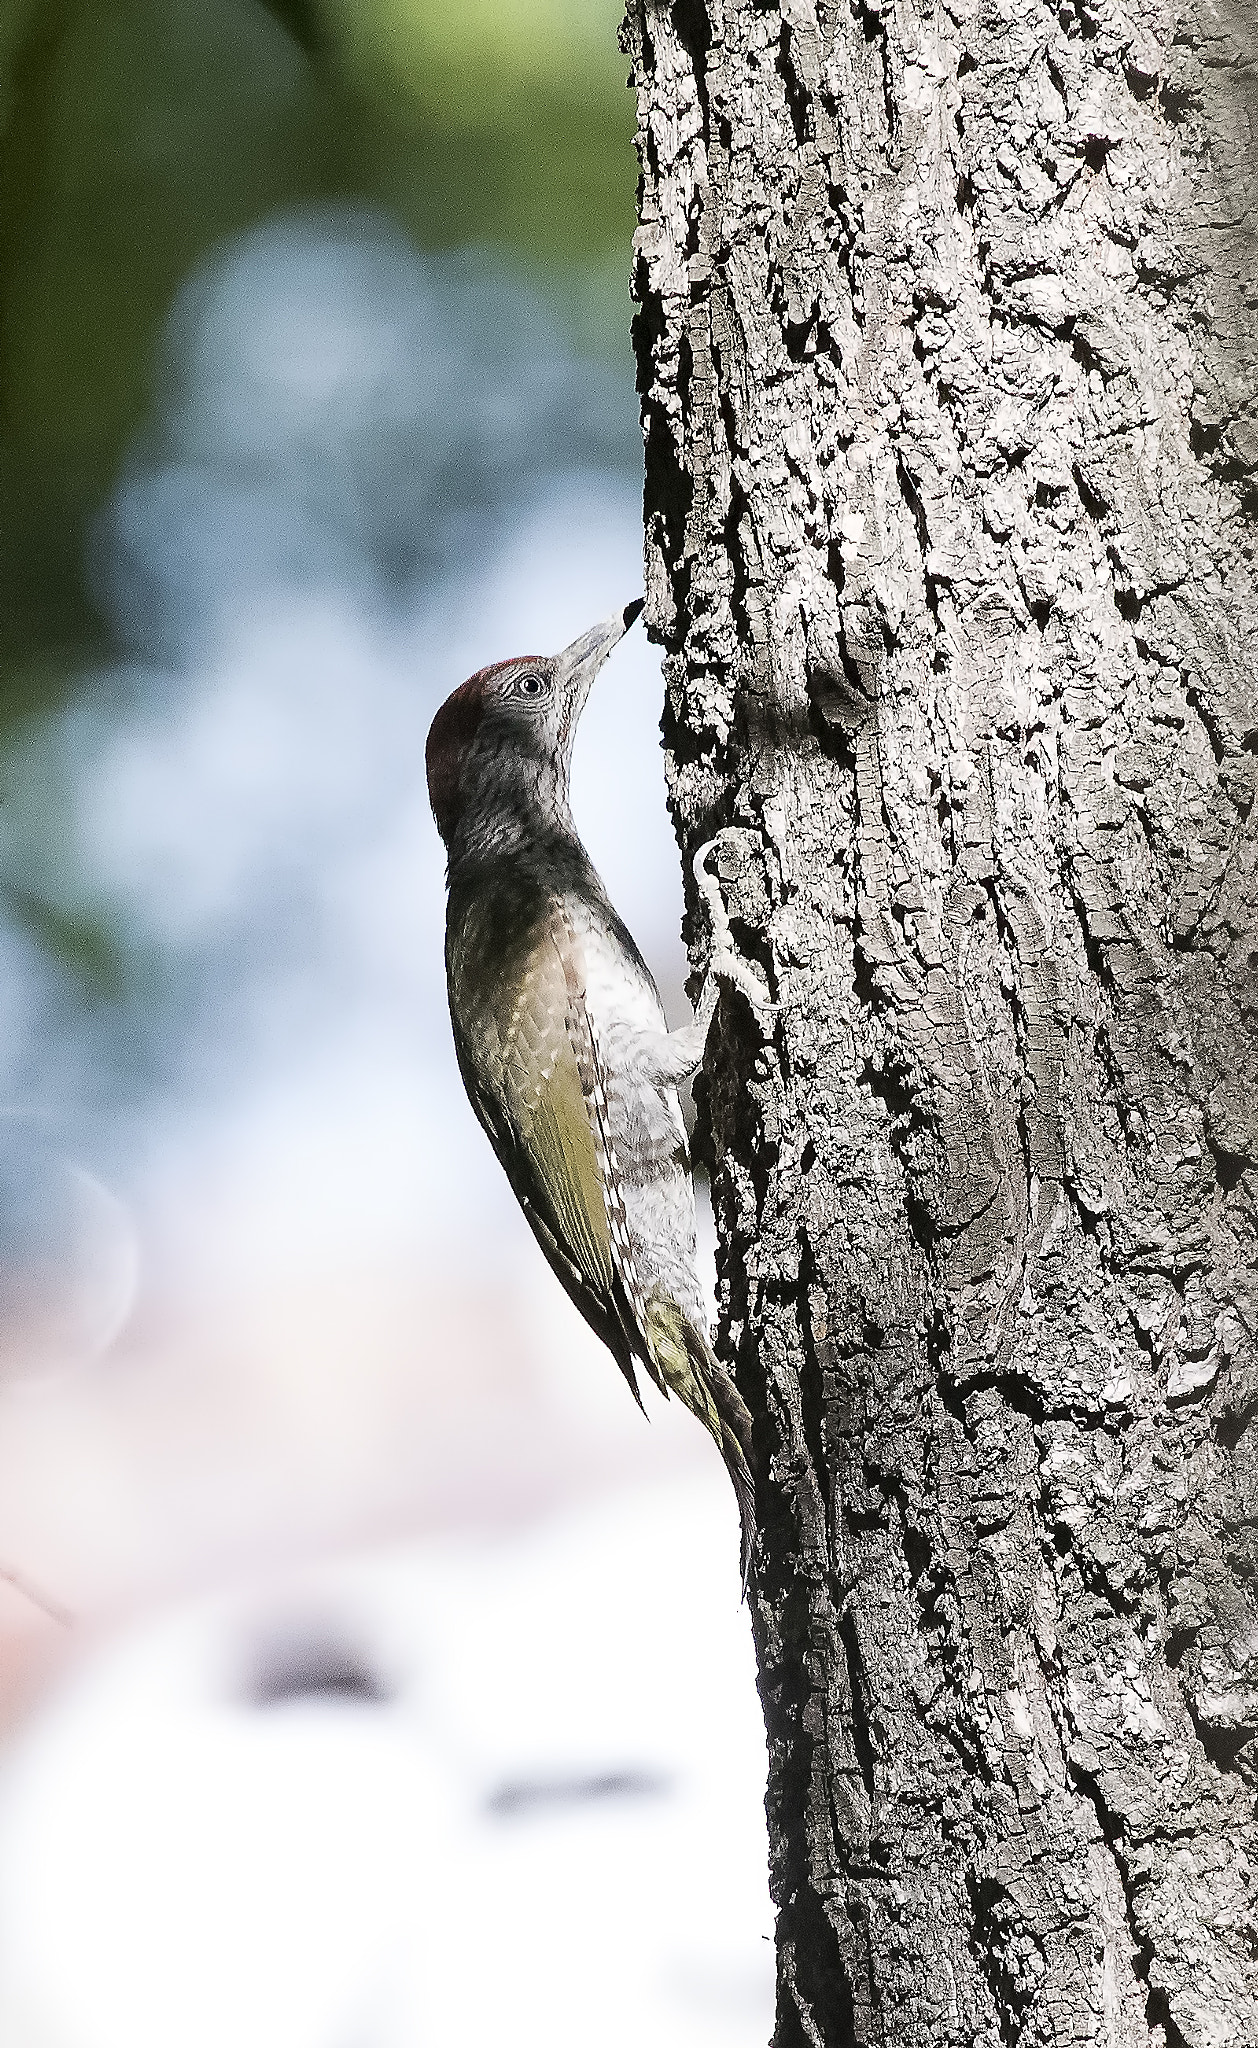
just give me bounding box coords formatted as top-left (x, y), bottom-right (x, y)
top-left (485, 1769), bottom-right (670, 1817)
top-left (257, 0), bottom-right (327, 57)
top-left (249, 1632), bottom-right (389, 1706)
top-left (1, 884), bottom-right (125, 999)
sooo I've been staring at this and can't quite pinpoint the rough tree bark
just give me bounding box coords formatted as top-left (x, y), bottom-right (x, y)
top-left (622, 0), bottom-right (1258, 2042)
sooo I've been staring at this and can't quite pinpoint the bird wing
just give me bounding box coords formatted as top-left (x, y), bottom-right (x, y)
top-left (451, 907), bottom-right (650, 1399)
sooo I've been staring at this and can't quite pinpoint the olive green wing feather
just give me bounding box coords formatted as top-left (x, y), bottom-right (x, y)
top-left (450, 913), bottom-right (647, 1399)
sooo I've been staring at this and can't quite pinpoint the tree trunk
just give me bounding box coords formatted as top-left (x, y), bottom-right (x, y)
top-left (622, 0), bottom-right (1258, 2042)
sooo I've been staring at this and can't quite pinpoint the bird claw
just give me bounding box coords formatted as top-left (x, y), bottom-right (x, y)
top-left (693, 835), bottom-right (776, 1029)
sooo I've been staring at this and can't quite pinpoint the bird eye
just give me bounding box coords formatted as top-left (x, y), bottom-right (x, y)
top-left (517, 672), bottom-right (548, 698)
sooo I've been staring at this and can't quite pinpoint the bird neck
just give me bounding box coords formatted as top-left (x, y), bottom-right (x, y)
top-left (449, 752), bottom-right (582, 872)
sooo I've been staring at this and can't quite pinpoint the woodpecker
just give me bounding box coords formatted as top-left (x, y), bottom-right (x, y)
top-left (426, 602), bottom-right (759, 1584)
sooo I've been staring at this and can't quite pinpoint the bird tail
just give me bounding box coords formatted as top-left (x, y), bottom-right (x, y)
top-left (708, 1365), bottom-right (757, 1597)
top-left (642, 1296), bottom-right (757, 1594)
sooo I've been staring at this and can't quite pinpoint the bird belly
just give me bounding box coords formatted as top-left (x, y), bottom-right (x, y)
top-left (577, 923), bottom-right (669, 1040)
top-left (575, 926), bottom-right (708, 1334)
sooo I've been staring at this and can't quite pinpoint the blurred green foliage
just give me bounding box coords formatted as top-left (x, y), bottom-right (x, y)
top-left (0, 0), bottom-right (636, 703)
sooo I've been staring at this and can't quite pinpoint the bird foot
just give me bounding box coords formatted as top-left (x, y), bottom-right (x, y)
top-left (693, 835), bottom-right (776, 1031)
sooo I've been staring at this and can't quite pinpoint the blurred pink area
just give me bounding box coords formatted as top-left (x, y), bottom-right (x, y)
top-left (0, 1214), bottom-right (716, 1627)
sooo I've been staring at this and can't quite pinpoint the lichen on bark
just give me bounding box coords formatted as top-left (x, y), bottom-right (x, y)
top-left (622, 0), bottom-right (1258, 2041)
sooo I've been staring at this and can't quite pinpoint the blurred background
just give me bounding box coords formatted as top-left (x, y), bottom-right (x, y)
top-left (0, 3), bottom-right (773, 2043)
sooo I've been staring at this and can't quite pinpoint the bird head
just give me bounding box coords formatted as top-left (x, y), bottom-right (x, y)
top-left (427, 599), bottom-right (643, 855)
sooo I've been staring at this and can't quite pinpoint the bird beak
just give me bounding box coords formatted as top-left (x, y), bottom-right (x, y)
top-left (556, 599), bottom-right (644, 723)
